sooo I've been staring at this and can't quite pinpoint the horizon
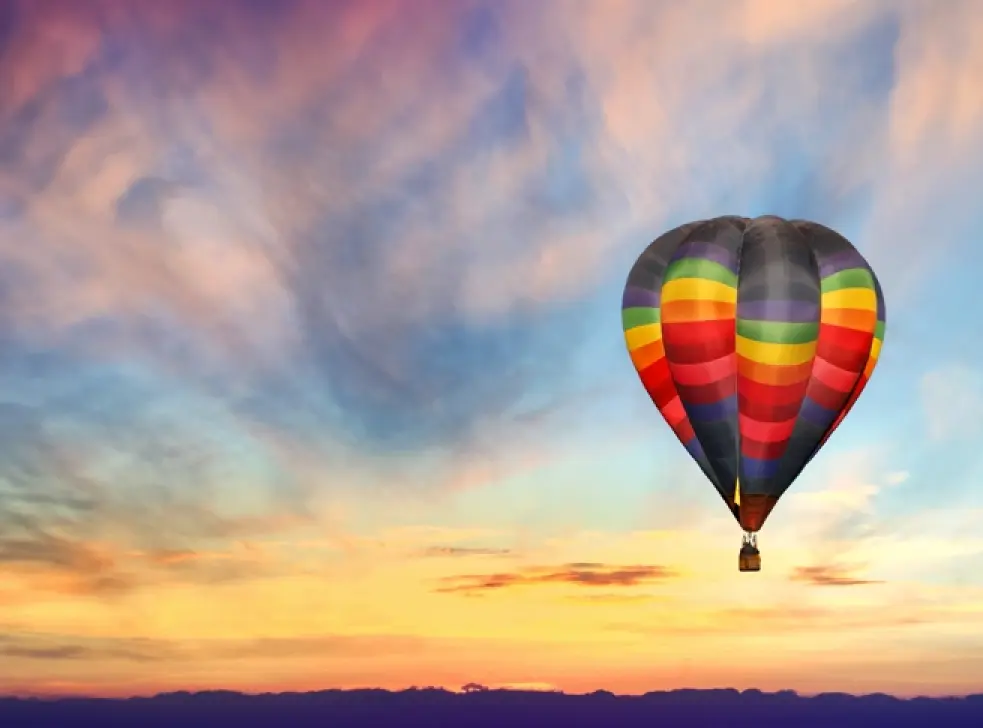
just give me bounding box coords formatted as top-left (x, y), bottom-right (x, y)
top-left (2, 0), bottom-right (983, 703)
top-left (7, 685), bottom-right (983, 728)
top-left (2, 684), bottom-right (980, 701)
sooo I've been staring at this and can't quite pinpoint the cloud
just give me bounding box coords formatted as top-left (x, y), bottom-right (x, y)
top-left (884, 471), bottom-right (910, 486)
top-left (789, 564), bottom-right (883, 587)
top-left (0, 633), bottom-right (174, 663)
top-left (435, 562), bottom-right (676, 594)
top-left (0, 631), bottom-right (426, 664)
top-left (920, 364), bottom-right (983, 442)
top-left (565, 593), bottom-right (655, 605)
top-left (605, 597), bottom-right (983, 638)
top-left (774, 443), bottom-right (921, 556)
top-left (422, 547), bottom-right (513, 558)
top-left (1, 0), bottom-right (977, 469)
top-left (0, 399), bottom-right (308, 598)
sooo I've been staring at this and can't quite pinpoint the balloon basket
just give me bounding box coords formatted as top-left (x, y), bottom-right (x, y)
top-left (739, 532), bottom-right (761, 572)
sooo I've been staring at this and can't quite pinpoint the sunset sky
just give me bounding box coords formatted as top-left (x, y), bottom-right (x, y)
top-left (1, 0), bottom-right (983, 699)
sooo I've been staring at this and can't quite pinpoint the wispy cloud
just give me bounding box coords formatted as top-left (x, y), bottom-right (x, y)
top-left (789, 564), bottom-right (883, 587)
top-left (435, 563), bottom-right (676, 594)
top-left (0, 631), bottom-right (426, 664)
top-left (422, 547), bottom-right (513, 558)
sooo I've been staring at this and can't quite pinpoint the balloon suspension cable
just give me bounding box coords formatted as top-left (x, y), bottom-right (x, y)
top-left (742, 531), bottom-right (757, 549)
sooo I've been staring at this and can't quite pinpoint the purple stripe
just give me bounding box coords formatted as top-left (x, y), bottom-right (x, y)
top-left (622, 286), bottom-right (661, 309)
top-left (684, 395), bottom-right (738, 423)
top-left (740, 457), bottom-right (781, 479)
top-left (683, 437), bottom-right (705, 460)
top-left (818, 250), bottom-right (867, 278)
top-left (800, 397), bottom-right (838, 428)
top-left (671, 241), bottom-right (739, 272)
top-left (737, 299), bottom-right (819, 322)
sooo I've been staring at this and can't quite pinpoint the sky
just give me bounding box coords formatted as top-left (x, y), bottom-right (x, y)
top-left (0, 0), bottom-right (982, 700)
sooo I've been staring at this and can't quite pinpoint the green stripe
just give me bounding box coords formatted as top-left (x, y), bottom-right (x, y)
top-left (622, 307), bottom-right (660, 330)
top-left (874, 320), bottom-right (886, 340)
top-left (821, 267), bottom-right (874, 293)
top-left (663, 257), bottom-right (738, 288)
top-left (736, 319), bottom-right (819, 344)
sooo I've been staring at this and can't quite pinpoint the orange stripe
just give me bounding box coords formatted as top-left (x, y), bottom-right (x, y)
top-left (659, 298), bottom-right (736, 323)
top-left (629, 339), bottom-right (665, 370)
top-left (819, 307), bottom-right (877, 332)
top-left (737, 356), bottom-right (814, 386)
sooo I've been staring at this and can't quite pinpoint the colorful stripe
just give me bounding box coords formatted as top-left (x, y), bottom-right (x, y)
top-left (660, 219), bottom-right (744, 496)
top-left (623, 216), bottom-right (885, 533)
top-left (814, 276), bottom-right (886, 450)
top-left (621, 221), bottom-right (729, 506)
top-left (734, 219), bottom-right (820, 512)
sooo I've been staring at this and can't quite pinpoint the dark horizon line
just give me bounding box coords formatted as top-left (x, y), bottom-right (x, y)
top-left (3, 685), bottom-right (982, 703)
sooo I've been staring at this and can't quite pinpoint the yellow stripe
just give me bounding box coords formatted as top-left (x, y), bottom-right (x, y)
top-left (869, 338), bottom-right (882, 360)
top-left (661, 278), bottom-right (737, 305)
top-left (821, 287), bottom-right (877, 311)
top-left (734, 478), bottom-right (740, 506)
top-left (736, 336), bottom-right (817, 366)
top-left (624, 323), bottom-right (661, 351)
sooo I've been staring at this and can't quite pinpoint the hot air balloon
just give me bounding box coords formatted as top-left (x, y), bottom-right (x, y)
top-left (621, 216), bottom-right (885, 572)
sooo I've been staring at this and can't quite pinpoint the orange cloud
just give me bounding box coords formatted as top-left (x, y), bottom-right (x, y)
top-left (422, 546), bottom-right (513, 558)
top-left (435, 562), bottom-right (676, 594)
top-left (789, 564), bottom-right (883, 587)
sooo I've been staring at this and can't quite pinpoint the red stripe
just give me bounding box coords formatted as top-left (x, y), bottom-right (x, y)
top-left (810, 355), bottom-right (859, 392)
top-left (661, 338), bottom-right (735, 364)
top-left (739, 414), bottom-right (798, 443)
top-left (817, 324), bottom-right (873, 371)
top-left (816, 341), bottom-right (871, 372)
top-left (819, 323), bottom-right (874, 353)
top-left (662, 320), bottom-right (735, 363)
top-left (675, 375), bottom-right (737, 405)
top-left (668, 353), bottom-right (736, 386)
top-left (738, 376), bottom-right (810, 408)
top-left (739, 395), bottom-right (804, 422)
top-left (741, 438), bottom-right (789, 460)
top-left (805, 377), bottom-right (850, 410)
top-left (661, 319), bottom-right (735, 343)
top-left (671, 418), bottom-right (696, 443)
top-left (660, 395), bottom-right (688, 428)
top-left (640, 359), bottom-right (676, 408)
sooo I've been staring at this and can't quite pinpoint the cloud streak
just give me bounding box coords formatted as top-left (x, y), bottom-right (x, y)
top-left (0, 631), bottom-right (426, 664)
top-left (789, 565), bottom-right (883, 587)
top-left (435, 563), bottom-right (676, 594)
top-left (422, 547), bottom-right (513, 558)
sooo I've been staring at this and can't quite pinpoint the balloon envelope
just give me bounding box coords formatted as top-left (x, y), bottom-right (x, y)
top-left (622, 216), bottom-right (885, 532)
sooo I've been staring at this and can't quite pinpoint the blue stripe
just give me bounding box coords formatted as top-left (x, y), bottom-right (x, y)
top-left (684, 395), bottom-right (737, 423)
top-left (622, 285), bottom-right (661, 309)
top-left (740, 457), bottom-right (781, 478)
top-left (800, 397), bottom-right (838, 428)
